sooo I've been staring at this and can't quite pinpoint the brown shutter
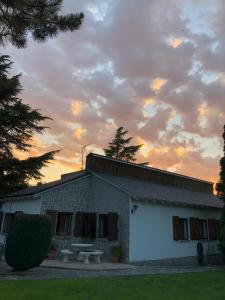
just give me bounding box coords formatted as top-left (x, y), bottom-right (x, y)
top-left (74, 212), bottom-right (83, 237)
top-left (208, 219), bottom-right (217, 240)
top-left (0, 211), bottom-right (3, 232)
top-left (189, 217), bottom-right (200, 240)
top-left (173, 216), bottom-right (180, 240)
top-left (108, 212), bottom-right (118, 241)
top-left (46, 210), bottom-right (57, 235)
top-left (88, 213), bottom-right (97, 239)
top-left (83, 213), bottom-right (89, 238)
top-left (215, 220), bottom-right (220, 240)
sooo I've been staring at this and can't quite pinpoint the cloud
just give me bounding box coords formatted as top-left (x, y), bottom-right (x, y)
top-left (3, 0), bottom-right (225, 185)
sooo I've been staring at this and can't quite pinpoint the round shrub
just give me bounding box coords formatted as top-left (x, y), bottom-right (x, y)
top-left (5, 214), bottom-right (52, 271)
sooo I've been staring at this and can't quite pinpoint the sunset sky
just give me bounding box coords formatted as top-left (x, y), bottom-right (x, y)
top-left (4, 0), bottom-right (225, 185)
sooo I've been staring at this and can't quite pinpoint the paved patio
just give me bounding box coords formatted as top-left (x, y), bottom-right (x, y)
top-left (41, 259), bottom-right (135, 270)
top-left (0, 259), bottom-right (224, 281)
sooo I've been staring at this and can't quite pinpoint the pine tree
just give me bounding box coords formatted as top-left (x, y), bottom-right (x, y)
top-left (0, 0), bottom-right (84, 48)
top-left (104, 126), bottom-right (142, 162)
top-left (0, 55), bottom-right (58, 195)
top-left (216, 125), bottom-right (225, 256)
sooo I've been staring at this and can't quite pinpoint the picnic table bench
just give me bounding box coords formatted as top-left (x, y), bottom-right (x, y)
top-left (80, 250), bottom-right (103, 264)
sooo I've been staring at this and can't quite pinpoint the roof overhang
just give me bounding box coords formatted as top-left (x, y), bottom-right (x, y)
top-left (134, 196), bottom-right (223, 210)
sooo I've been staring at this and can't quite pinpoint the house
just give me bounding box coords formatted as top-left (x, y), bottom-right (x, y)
top-left (0, 153), bottom-right (223, 264)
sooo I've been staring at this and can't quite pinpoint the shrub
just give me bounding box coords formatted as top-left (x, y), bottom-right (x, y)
top-left (219, 209), bottom-right (225, 257)
top-left (48, 239), bottom-right (58, 251)
top-left (110, 244), bottom-right (123, 259)
top-left (5, 214), bottom-right (52, 271)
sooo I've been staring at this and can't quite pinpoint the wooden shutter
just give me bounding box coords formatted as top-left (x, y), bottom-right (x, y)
top-left (189, 217), bottom-right (200, 240)
top-left (108, 213), bottom-right (118, 241)
top-left (215, 220), bottom-right (220, 240)
top-left (46, 210), bottom-right (57, 235)
top-left (88, 213), bottom-right (97, 239)
top-left (0, 211), bottom-right (3, 233)
top-left (83, 213), bottom-right (89, 238)
top-left (74, 212), bottom-right (84, 237)
top-left (173, 216), bottom-right (180, 241)
top-left (208, 219), bottom-right (217, 240)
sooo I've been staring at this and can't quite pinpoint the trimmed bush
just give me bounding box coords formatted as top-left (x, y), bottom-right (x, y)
top-left (5, 214), bottom-right (52, 271)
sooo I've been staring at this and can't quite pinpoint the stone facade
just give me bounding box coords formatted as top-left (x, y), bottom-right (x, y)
top-left (40, 174), bottom-right (130, 261)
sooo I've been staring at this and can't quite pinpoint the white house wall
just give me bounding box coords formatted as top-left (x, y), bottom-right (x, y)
top-left (0, 197), bottom-right (41, 243)
top-left (1, 198), bottom-right (41, 214)
top-left (129, 200), bottom-right (221, 262)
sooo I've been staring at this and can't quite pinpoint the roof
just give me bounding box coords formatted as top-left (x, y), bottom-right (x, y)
top-left (87, 153), bottom-right (213, 184)
top-left (95, 172), bottom-right (223, 209)
top-left (86, 153), bottom-right (214, 194)
top-left (1, 153), bottom-right (222, 210)
top-left (0, 170), bottom-right (88, 201)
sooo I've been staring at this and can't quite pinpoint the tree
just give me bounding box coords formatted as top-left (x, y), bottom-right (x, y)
top-left (0, 55), bottom-right (59, 195)
top-left (0, 0), bottom-right (84, 48)
top-left (216, 125), bottom-right (225, 256)
top-left (104, 126), bottom-right (142, 162)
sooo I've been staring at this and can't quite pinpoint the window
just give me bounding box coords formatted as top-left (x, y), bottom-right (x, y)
top-left (208, 219), bottom-right (220, 240)
top-left (199, 219), bottom-right (208, 239)
top-left (56, 212), bottom-right (72, 236)
top-left (98, 214), bottom-right (109, 238)
top-left (98, 213), bottom-right (118, 241)
top-left (74, 212), bottom-right (96, 239)
top-left (2, 213), bottom-right (14, 234)
top-left (179, 218), bottom-right (188, 240)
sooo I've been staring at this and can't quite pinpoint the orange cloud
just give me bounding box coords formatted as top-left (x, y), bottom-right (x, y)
top-left (168, 38), bottom-right (183, 48)
top-left (198, 102), bottom-right (208, 117)
top-left (71, 100), bottom-right (83, 116)
top-left (150, 78), bottom-right (167, 91)
top-left (144, 98), bottom-right (154, 105)
top-left (74, 127), bottom-right (86, 139)
top-left (175, 146), bottom-right (185, 157)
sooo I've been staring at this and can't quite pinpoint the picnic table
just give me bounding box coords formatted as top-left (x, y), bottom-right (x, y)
top-left (70, 243), bottom-right (94, 261)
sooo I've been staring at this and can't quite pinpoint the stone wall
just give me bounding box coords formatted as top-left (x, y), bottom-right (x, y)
top-left (40, 174), bottom-right (130, 261)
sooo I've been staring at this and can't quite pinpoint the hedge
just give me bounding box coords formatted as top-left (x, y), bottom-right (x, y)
top-left (5, 214), bottom-right (52, 271)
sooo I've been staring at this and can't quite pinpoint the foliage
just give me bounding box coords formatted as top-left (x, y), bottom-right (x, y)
top-left (216, 125), bottom-right (225, 202)
top-left (0, 55), bottom-right (59, 195)
top-left (5, 214), bottom-right (52, 271)
top-left (1, 272), bottom-right (225, 299)
top-left (110, 244), bottom-right (123, 259)
top-left (0, 0), bottom-right (84, 48)
top-left (104, 126), bottom-right (142, 162)
top-left (216, 125), bottom-right (225, 256)
top-left (48, 239), bottom-right (58, 251)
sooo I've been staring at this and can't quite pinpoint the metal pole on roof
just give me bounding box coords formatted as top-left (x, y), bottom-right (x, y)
top-left (81, 144), bottom-right (90, 170)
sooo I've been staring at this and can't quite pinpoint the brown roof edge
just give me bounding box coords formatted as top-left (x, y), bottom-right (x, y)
top-left (86, 153), bottom-right (213, 184)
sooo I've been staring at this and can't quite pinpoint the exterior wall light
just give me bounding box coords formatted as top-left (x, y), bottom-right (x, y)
top-left (131, 204), bottom-right (139, 214)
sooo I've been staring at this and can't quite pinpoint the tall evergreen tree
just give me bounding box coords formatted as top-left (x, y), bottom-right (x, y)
top-left (104, 126), bottom-right (142, 162)
top-left (0, 0), bottom-right (84, 48)
top-left (0, 55), bottom-right (58, 195)
top-left (216, 125), bottom-right (225, 256)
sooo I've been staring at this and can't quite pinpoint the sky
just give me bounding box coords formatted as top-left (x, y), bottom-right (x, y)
top-left (4, 0), bottom-right (225, 186)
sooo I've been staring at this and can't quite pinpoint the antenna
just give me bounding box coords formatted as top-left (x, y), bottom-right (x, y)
top-left (81, 144), bottom-right (90, 170)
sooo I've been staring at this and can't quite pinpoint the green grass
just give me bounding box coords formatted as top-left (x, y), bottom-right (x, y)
top-left (1, 271), bottom-right (225, 300)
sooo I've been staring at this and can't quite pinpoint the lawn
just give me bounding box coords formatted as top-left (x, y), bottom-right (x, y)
top-left (1, 271), bottom-right (225, 300)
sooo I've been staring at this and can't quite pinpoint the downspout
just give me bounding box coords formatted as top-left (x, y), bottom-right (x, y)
top-left (128, 195), bottom-right (132, 263)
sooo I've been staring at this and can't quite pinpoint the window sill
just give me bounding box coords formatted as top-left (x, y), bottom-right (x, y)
top-left (55, 235), bottom-right (72, 239)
